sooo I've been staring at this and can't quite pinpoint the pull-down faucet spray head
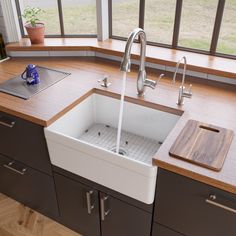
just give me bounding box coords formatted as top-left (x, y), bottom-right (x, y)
top-left (120, 28), bottom-right (157, 96)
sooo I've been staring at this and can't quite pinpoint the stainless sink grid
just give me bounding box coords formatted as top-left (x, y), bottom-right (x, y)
top-left (78, 123), bottom-right (160, 165)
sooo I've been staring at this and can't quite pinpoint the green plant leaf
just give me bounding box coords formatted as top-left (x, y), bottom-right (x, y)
top-left (21, 6), bottom-right (44, 27)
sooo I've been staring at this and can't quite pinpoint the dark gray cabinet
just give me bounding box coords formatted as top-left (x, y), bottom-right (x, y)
top-left (54, 173), bottom-right (100, 236)
top-left (154, 169), bottom-right (236, 236)
top-left (0, 111), bottom-right (59, 218)
top-left (0, 153), bottom-right (59, 218)
top-left (100, 192), bottom-right (152, 236)
top-left (152, 223), bottom-right (183, 236)
top-left (54, 168), bottom-right (152, 236)
top-left (0, 111), bottom-right (52, 175)
top-left (99, 192), bottom-right (152, 236)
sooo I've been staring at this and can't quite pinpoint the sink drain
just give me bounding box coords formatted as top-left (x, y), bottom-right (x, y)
top-left (109, 146), bottom-right (128, 156)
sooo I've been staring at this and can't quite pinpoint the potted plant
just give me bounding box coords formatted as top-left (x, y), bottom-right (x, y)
top-left (22, 6), bottom-right (45, 44)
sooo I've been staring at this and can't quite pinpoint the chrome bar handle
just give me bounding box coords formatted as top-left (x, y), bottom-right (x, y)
top-left (3, 162), bottom-right (27, 175)
top-left (206, 194), bottom-right (236, 214)
top-left (86, 190), bottom-right (94, 214)
top-left (144, 73), bottom-right (165, 89)
top-left (0, 118), bottom-right (15, 128)
top-left (100, 195), bottom-right (110, 221)
top-left (144, 78), bottom-right (156, 89)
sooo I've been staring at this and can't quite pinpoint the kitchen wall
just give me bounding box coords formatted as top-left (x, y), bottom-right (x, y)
top-left (0, 1), bottom-right (8, 43)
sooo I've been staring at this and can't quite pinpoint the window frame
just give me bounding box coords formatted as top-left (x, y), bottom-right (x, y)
top-left (109, 0), bottom-right (236, 59)
top-left (15, 0), bottom-right (97, 38)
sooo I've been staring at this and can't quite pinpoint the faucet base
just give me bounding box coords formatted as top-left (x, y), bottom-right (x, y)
top-left (176, 101), bottom-right (184, 106)
top-left (101, 82), bottom-right (111, 88)
top-left (137, 91), bottom-right (145, 97)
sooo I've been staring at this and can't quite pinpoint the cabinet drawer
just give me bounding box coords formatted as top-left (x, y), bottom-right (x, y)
top-left (152, 223), bottom-right (183, 236)
top-left (0, 111), bottom-right (52, 175)
top-left (0, 154), bottom-right (59, 218)
top-left (154, 169), bottom-right (236, 236)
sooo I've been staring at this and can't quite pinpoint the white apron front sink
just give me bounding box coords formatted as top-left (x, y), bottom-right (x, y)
top-left (44, 92), bottom-right (180, 204)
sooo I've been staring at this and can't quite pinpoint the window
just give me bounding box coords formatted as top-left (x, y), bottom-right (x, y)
top-left (16, 0), bottom-right (97, 37)
top-left (217, 0), bottom-right (236, 55)
top-left (144, 0), bottom-right (176, 45)
top-left (109, 0), bottom-right (236, 59)
top-left (18, 0), bottom-right (61, 35)
top-left (111, 0), bottom-right (139, 38)
top-left (15, 0), bottom-right (236, 58)
top-left (178, 0), bottom-right (218, 51)
top-left (61, 0), bottom-right (97, 35)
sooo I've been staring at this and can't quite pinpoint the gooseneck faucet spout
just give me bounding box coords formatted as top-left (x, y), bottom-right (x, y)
top-left (120, 28), bottom-right (157, 96)
top-left (173, 56), bottom-right (192, 106)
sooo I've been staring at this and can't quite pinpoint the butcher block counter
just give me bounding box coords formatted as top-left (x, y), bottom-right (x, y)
top-left (0, 57), bottom-right (236, 196)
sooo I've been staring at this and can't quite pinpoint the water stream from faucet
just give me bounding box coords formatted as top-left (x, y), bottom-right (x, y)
top-left (116, 72), bottom-right (127, 154)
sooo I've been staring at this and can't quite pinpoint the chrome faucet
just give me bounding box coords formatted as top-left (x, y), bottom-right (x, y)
top-left (173, 56), bottom-right (192, 105)
top-left (120, 28), bottom-right (158, 96)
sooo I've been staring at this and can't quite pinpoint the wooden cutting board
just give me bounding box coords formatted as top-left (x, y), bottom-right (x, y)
top-left (169, 120), bottom-right (234, 171)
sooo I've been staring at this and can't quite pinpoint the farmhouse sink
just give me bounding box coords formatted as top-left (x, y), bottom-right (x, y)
top-left (44, 92), bottom-right (180, 204)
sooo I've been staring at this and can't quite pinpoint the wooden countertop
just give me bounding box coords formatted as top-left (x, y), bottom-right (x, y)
top-left (0, 57), bottom-right (236, 196)
top-left (6, 38), bottom-right (236, 79)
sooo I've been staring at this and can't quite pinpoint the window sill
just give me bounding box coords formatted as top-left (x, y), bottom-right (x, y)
top-left (6, 38), bottom-right (236, 80)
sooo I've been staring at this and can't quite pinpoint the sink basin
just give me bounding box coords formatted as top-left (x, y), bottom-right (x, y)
top-left (44, 92), bottom-right (180, 204)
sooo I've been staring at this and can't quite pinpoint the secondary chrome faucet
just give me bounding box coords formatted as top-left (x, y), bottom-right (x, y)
top-left (173, 56), bottom-right (192, 105)
top-left (120, 28), bottom-right (158, 96)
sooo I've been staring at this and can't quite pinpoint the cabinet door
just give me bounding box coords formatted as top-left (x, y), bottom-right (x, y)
top-left (54, 173), bottom-right (100, 236)
top-left (0, 154), bottom-right (59, 218)
top-left (0, 111), bottom-right (52, 175)
top-left (154, 169), bottom-right (236, 236)
top-left (100, 192), bottom-right (152, 236)
top-left (152, 223), bottom-right (183, 236)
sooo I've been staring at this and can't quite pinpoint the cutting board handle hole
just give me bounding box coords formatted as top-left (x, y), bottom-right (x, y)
top-left (199, 125), bottom-right (220, 133)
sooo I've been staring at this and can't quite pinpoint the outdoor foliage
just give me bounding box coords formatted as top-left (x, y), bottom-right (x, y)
top-left (21, 6), bottom-right (44, 27)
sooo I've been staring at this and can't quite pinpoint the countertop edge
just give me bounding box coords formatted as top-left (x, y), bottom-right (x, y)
top-left (154, 159), bottom-right (236, 195)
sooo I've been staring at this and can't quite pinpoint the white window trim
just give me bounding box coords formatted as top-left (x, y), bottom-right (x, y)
top-left (1, 0), bottom-right (21, 42)
top-left (96, 0), bottom-right (109, 41)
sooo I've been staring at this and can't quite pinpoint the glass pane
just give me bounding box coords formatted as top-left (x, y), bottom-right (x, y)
top-left (112, 0), bottom-right (139, 38)
top-left (217, 0), bottom-right (236, 55)
top-left (19, 0), bottom-right (61, 35)
top-left (144, 0), bottom-right (176, 44)
top-left (178, 0), bottom-right (218, 51)
top-left (62, 0), bottom-right (97, 35)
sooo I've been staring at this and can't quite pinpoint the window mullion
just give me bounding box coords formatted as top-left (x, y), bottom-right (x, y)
top-left (210, 0), bottom-right (225, 54)
top-left (108, 0), bottom-right (112, 38)
top-left (57, 0), bottom-right (65, 36)
top-left (172, 0), bottom-right (182, 48)
top-left (139, 0), bottom-right (145, 29)
top-left (15, 0), bottom-right (25, 37)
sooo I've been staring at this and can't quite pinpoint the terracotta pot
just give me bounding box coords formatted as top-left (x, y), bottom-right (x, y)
top-left (25, 23), bottom-right (45, 44)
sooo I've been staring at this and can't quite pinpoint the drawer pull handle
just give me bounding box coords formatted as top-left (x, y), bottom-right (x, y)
top-left (0, 120), bottom-right (15, 128)
top-left (0, 116), bottom-right (15, 128)
top-left (100, 195), bottom-right (110, 221)
top-left (86, 190), bottom-right (95, 214)
top-left (3, 162), bottom-right (27, 175)
top-left (206, 194), bottom-right (236, 214)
